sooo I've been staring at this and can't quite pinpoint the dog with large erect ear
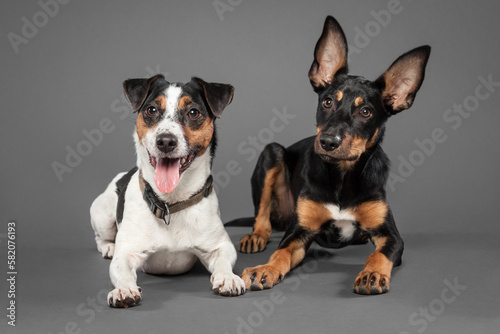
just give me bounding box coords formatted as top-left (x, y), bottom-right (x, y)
top-left (234, 15), bottom-right (430, 296)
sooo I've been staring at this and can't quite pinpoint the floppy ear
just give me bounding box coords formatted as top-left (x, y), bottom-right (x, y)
top-left (308, 16), bottom-right (348, 91)
top-left (123, 74), bottom-right (166, 113)
top-left (193, 77), bottom-right (234, 118)
top-left (377, 46), bottom-right (431, 115)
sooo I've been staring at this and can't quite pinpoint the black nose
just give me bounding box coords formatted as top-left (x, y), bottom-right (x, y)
top-left (319, 134), bottom-right (342, 151)
top-left (156, 134), bottom-right (178, 153)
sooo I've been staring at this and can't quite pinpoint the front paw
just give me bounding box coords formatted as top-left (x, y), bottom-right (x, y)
top-left (352, 271), bottom-right (390, 295)
top-left (241, 265), bottom-right (283, 291)
top-left (211, 273), bottom-right (246, 297)
top-left (239, 233), bottom-right (268, 253)
top-left (108, 286), bottom-right (142, 308)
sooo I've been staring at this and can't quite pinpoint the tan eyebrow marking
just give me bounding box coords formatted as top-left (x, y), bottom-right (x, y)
top-left (354, 96), bottom-right (364, 106)
top-left (154, 95), bottom-right (166, 110)
top-left (178, 96), bottom-right (192, 110)
top-left (336, 91), bottom-right (343, 101)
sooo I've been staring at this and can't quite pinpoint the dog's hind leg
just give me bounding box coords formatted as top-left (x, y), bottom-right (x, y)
top-left (239, 143), bottom-right (293, 253)
top-left (90, 172), bottom-right (125, 259)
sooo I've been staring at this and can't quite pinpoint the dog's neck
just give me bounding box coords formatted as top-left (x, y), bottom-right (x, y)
top-left (135, 138), bottom-right (212, 204)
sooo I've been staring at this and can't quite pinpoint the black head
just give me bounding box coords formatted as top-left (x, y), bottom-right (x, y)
top-left (309, 16), bottom-right (430, 165)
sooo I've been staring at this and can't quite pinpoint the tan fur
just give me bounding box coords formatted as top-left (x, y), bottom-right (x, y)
top-left (362, 236), bottom-right (393, 277)
top-left (354, 96), bottom-right (364, 106)
top-left (354, 200), bottom-right (388, 229)
top-left (273, 167), bottom-right (294, 219)
top-left (184, 118), bottom-right (214, 156)
top-left (254, 167), bottom-right (281, 237)
top-left (240, 239), bottom-right (307, 289)
top-left (351, 135), bottom-right (369, 156)
top-left (239, 166), bottom-right (281, 253)
top-left (296, 197), bottom-right (332, 231)
top-left (155, 95), bottom-right (166, 110)
top-left (336, 91), bottom-right (343, 101)
top-left (366, 128), bottom-right (380, 149)
top-left (337, 160), bottom-right (356, 171)
top-left (136, 113), bottom-right (156, 144)
top-left (270, 239), bottom-right (305, 273)
top-left (178, 96), bottom-right (192, 110)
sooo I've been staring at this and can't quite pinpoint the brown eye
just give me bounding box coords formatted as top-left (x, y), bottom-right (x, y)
top-left (322, 98), bottom-right (333, 109)
top-left (360, 108), bottom-right (372, 118)
top-left (188, 109), bottom-right (200, 119)
top-left (146, 106), bottom-right (157, 117)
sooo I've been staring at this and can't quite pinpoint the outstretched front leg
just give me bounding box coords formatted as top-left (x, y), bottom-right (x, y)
top-left (352, 201), bottom-right (404, 295)
top-left (241, 196), bottom-right (330, 290)
top-left (108, 247), bottom-right (146, 308)
top-left (196, 233), bottom-right (246, 297)
top-left (241, 225), bottom-right (313, 290)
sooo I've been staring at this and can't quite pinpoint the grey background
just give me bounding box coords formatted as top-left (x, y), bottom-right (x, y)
top-left (1, 0), bottom-right (499, 333)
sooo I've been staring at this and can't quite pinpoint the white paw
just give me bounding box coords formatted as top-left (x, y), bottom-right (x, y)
top-left (97, 242), bottom-right (115, 259)
top-left (107, 286), bottom-right (142, 308)
top-left (211, 272), bottom-right (246, 297)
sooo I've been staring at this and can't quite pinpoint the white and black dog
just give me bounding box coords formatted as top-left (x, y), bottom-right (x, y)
top-left (90, 75), bottom-right (245, 308)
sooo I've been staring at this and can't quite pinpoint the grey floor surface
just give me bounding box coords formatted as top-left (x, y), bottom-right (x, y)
top-left (3, 227), bottom-right (499, 334)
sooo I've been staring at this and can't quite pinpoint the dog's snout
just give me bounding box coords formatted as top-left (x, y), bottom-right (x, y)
top-left (156, 134), bottom-right (178, 153)
top-left (319, 134), bottom-right (342, 152)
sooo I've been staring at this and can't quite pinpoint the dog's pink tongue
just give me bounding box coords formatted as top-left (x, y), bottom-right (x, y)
top-left (155, 158), bottom-right (180, 193)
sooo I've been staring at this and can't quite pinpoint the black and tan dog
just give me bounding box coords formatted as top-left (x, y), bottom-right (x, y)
top-left (234, 16), bottom-right (430, 295)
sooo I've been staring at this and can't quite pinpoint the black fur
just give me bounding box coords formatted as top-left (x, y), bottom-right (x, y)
top-left (116, 167), bottom-right (138, 224)
top-left (236, 15), bottom-right (430, 294)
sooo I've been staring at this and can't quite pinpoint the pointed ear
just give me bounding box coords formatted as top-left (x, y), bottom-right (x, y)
top-left (308, 16), bottom-right (348, 91)
top-left (123, 74), bottom-right (165, 112)
top-left (193, 77), bottom-right (234, 118)
top-left (377, 46), bottom-right (431, 115)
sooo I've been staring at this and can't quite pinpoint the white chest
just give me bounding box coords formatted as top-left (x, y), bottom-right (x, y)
top-left (325, 204), bottom-right (357, 241)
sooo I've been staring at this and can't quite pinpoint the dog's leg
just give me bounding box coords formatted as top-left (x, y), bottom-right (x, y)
top-left (197, 237), bottom-right (246, 296)
top-left (90, 175), bottom-right (124, 259)
top-left (241, 196), bottom-right (330, 290)
top-left (241, 223), bottom-right (313, 290)
top-left (108, 249), bottom-right (146, 308)
top-left (239, 143), bottom-right (292, 253)
top-left (352, 203), bottom-right (404, 295)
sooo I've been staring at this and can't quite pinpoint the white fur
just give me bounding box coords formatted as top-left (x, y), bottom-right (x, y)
top-left (333, 220), bottom-right (357, 241)
top-left (140, 85), bottom-right (188, 160)
top-left (325, 204), bottom-right (357, 241)
top-left (165, 85), bottom-right (182, 120)
top-left (91, 86), bottom-right (244, 306)
top-left (135, 133), bottom-right (212, 204)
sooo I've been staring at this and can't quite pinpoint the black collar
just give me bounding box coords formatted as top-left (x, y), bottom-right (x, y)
top-left (139, 172), bottom-right (213, 225)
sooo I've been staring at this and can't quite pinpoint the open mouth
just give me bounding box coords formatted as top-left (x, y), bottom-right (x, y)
top-left (148, 151), bottom-right (196, 193)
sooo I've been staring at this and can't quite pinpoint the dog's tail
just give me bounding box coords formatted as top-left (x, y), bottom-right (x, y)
top-left (224, 217), bottom-right (255, 227)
